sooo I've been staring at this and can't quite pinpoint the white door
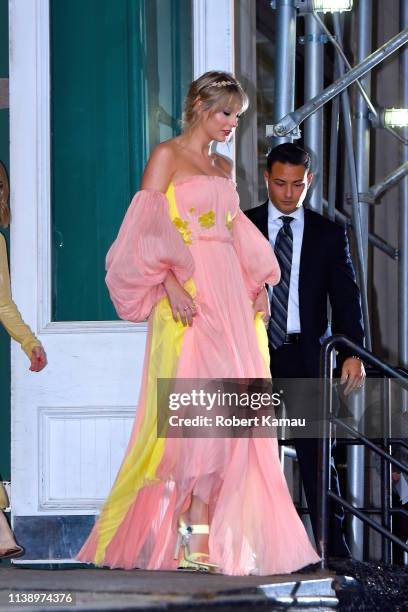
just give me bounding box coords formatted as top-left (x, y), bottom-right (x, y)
top-left (9, 0), bottom-right (233, 563)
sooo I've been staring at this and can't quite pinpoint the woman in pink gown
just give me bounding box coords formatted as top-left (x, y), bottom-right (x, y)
top-left (77, 71), bottom-right (319, 575)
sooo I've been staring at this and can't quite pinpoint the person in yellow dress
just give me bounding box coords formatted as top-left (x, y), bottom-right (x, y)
top-left (0, 175), bottom-right (47, 559)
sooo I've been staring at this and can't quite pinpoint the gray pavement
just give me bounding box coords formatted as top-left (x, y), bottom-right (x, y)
top-left (0, 566), bottom-right (336, 611)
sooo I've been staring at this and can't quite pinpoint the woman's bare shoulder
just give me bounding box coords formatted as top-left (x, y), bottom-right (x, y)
top-left (141, 140), bottom-right (178, 192)
top-left (148, 140), bottom-right (179, 168)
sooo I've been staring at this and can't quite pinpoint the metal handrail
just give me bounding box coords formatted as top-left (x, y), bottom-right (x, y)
top-left (266, 27), bottom-right (408, 138)
top-left (318, 335), bottom-right (408, 568)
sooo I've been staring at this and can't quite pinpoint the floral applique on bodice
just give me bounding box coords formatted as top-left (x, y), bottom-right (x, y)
top-left (169, 175), bottom-right (240, 246)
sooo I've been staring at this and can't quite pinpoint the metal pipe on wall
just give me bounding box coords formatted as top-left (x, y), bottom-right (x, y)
top-left (400, 0), bottom-right (408, 371)
top-left (333, 14), bottom-right (372, 350)
top-left (359, 161), bottom-right (408, 203)
top-left (322, 204), bottom-right (398, 259)
top-left (355, 0), bottom-right (372, 263)
top-left (400, 2), bottom-right (408, 484)
top-left (304, 14), bottom-right (323, 213)
top-left (322, 200), bottom-right (398, 260)
top-left (312, 9), bottom-right (407, 148)
top-left (268, 27), bottom-right (408, 138)
top-left (272, 0), bottom-right (297, 148)
top-left (333, 67), bottom-right (375, 586)
top-left (327, 96), bottom-right (339, 221)
top-left (328, 39), bottom-right (341, 222)
top-left (346, 0), bottom-right (372, 563)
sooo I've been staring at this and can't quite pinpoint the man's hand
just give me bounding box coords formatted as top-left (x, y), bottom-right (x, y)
top-left (340, 357), bottom-right (366, 396)
top-left (30, 346), bottom-right (47, 372)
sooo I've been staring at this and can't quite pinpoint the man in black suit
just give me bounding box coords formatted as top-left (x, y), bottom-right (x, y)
top-left (246, 143), bottom-right (365, 557)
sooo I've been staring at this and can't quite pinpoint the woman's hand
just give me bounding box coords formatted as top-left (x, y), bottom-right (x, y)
top-left (163, 271), bottom-right (197, 326)
top-left (30, 346), bottom-right (47, 372)
top-left (253, 286), bottom-right (270, 324)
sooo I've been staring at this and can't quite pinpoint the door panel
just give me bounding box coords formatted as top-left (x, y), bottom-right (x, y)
top-left (51, 0), bottom-right (192, 322)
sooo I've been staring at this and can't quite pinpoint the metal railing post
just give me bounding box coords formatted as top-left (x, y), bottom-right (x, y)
top-left (318, 343), bottom-right (332, 568)
top-left (319, 335), bottom-right (408, 563)
top-left (381, 378), bottom-right (392, 563)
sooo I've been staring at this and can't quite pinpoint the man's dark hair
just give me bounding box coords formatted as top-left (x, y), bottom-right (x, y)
top-left (266, 143), bottom-right (311, 173)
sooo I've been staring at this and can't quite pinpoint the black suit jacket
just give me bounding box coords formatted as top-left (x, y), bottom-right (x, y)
top-left (245, 201), bottom-right (365, 376)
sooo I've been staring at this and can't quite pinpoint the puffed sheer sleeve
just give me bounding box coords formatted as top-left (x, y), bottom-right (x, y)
top-left (232, 210), bottom-right (280, 300)
top-left (105, 190), bottom-right (195, 322)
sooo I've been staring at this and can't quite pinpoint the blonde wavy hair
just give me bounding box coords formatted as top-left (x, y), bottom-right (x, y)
top-left (182, 71), bottom-right (249, 131)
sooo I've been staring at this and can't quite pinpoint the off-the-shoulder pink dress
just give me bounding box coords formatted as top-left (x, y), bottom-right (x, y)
top-left (77, 176), bottom-right (319, 575)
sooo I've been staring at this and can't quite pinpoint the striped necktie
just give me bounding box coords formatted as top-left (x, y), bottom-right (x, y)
top-left (268, 215), bottom-right (294, 349)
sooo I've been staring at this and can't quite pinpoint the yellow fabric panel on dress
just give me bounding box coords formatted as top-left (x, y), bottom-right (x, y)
top-left (254, 311), bottom-right (270, 373)
top-left (94, 185), bottom-right (196, 565)
top-left (166, 182), bottom-right (178, 221)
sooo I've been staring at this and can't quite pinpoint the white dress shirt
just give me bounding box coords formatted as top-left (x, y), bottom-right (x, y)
top-left (267, 200), bottom-right (304, 334)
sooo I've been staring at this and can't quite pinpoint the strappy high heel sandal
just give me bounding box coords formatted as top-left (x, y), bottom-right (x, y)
top-left (174, 518), bottom-right (219, 572)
